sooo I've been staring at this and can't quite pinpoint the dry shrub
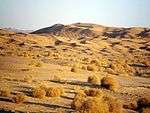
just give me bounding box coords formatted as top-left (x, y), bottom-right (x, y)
top-left (0, 86), bottom-right (11, 97)
top-left (79, 95), bottom-right (122, 113)
top-left (71, 91), bottom-right (87, 110)
top-left (46, 86), bottom-right (64, 97)
top-left (101, 76), bottom-right (119, 91)
top-left (84, 88), bottom-right (103, 97)
top-left (12, 93), bottom-right (26, 104)
top-left (103, 95), bottom-right (123, 113)
top-left (87, 65), bottom-right (97, 72)
top-left (79, 97), bottom-right (109, 113)
top-left (32, 87), bottom-right (46, 99)
top-left (88, 75), bottom-right (100, 84)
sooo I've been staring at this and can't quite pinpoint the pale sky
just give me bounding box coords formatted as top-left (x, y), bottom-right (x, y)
top-left (0, 0), bottom-right (150, 30)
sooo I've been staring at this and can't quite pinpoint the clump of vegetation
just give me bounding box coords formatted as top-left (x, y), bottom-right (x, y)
top-left (78, 95), bottom-right (122, 113)
top-left (46, 86), bottom-right (64, 97)
top-left (103, 95), bottom-right (123, 113)
top-left (79, 97), bottom-right (109, 113)
top-left (12, 93), bottom-right (26, 104)
top-left (32, 87), bottom-right (46, 99)
top-left (84, 88), bottom-right (103, 97)
top-left (88, 75), bottom-right (100, 84)
top-left (71, 91), bottom-right (87, 110)
top-left (0, 86), bottom-right (12, 97)
top-left (101, 76), bottom-right (119, 91)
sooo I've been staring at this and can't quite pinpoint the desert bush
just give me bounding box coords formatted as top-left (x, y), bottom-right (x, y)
top-left (88, 75), bottom-right (100, 84)
top-left (87, 65), bottom-right (96, 71)
top-left (103, 95), bottom-right (123, 113)
top-left (0, 86), bottom-right (11, 97)
top-left (12, 93), bottom-right (26, 104)
top-left (101, 76), bottom-right (119, 91)
top-left (84, 88), bottom-right (103, 97)
top-left (79, 97), bottom-right (109, 113)
top-left (32, 87), bottom-right (46, 99)
top-left (78, 95), bottom-right (122, 113)
top-left (71, 91), bottom-right (87, 110)
top-left (46, 86), bottom-right (64, 97)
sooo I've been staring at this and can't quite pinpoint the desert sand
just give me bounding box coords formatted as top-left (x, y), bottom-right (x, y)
top-left (0, 23), bottom-right (150, 113)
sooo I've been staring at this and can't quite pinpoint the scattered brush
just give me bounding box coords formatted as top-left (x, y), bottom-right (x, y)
top-left (101, 76), bottom-right (119, 91)
top-left (32, 86), bottom-right (46, 99)
top-left (46, 86), bottom-right (64, 97)
top-left (12, 93), bottom-right (26, 104)
top-left (88, 75), bottom-right (100, 84)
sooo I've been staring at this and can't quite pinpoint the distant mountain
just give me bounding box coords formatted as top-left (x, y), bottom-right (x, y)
top-left (3, 28), bottom-right (33, 33)
top-left (31, 23), bottom-right (150, 38)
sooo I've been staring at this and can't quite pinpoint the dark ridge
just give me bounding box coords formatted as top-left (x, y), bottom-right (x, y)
top-left (31, 24), bottom-right (64, 34)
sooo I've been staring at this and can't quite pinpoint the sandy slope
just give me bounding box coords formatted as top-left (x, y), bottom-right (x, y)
top-left (0, 24), bottom-right (150, 113)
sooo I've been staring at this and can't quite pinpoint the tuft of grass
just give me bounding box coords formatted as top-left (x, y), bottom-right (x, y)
top-left (88, 75), bottom-right (100, 84)
top-left (101, 76), bottom-right (119, 91)
top-left (12, 93), bottom-right (26, 104)
top-left (46, 86), bottom-right (64, 97)
top-left (32, 87), bottom-right (46, 99)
